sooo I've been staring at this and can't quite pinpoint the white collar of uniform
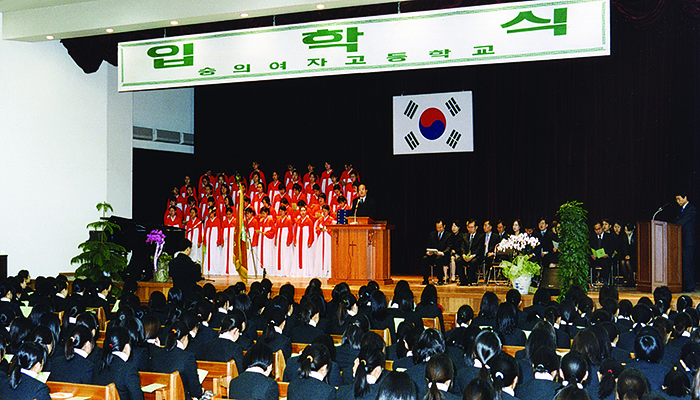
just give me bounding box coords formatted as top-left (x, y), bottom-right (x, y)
top-left (98, 293), bottom-right (107, 300)
top-left (459, 323), bottom-right (470, 328)
top-left (56, 292), bottom-right (65, 299)
top-left (220, 333), bottom-right (236, 343)
top-left (406, 350), bottom-right (413, 357)
top-left (309, 371), bottom-right (325, 381)
top-left (274, 325), bottom-right (283, 334)
top-left (113, 351), bottom-right (128, 362)
top-left (430, 382), bottom-right (450, 392)
top-left (618, 316), bottom-right (631, 321)
top-left (147, 338), bottom-right (158, 345)
top-left (219, 308), bottom-right (228, 314)
top-left (503, 387), bottom-right (515, 396)
top-left (662, 313), bottom-right (669, 319)
top-left (0, 297), bottom-right (10, 302)
top-left (308, 319), bottom-right (317, 327)
top-left (473, 358), bottom-right (483, 368)
top-left (74, 348), bottom-right (89, 358)
top-left (21, 369), bottom-right (38, 379)
top-left (246, 366), bottom-right (267, 375)
top-left (553, 323), bottom-right (560, 329)
top-left (366, 374), bottom-right (378, 385)
top-left (177, 340), bottom-right (187, 350)
top-left (534, 372), bottom-right (554, 381)
top-left (202, 321), bottom-right (209, 327)
top-left (683, 331), bottom-right (691, 337)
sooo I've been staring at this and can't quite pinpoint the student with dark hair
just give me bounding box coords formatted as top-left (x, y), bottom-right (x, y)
top-left (472, 291), bottom-right (499, 328)
top-left (653, 286), bottom-right (673, 319)
top-left (616, 368), bottom-right (649, 400)
top-left (290, 301), bottom-right (324, 344)
top-left (76, 311), bottom-right (102, 364)
top-left (261, 307), bottom-right (292, 359)
top-left (515, 322), bottom-right (557, 384)
top-left (505, 289), bottom-right (528, 330)
top-left (496, 303), bottom-right (527, 346)
top-left (195, 311), bottom-right (245, 369)
top-left (368, 290), bottom-right (395, 342)
top-left (463, 378), bottom-right (496, 400)
top-left (287, 343), bottom-right (335, 400)
top-left (47, 325), bottom-right (95, 384)
top-left (375, 371), bottom-right (418, 400)
top-left (0, 341), bottom-right (49, 400)
top-left (455, 330), bottom-right (502, 394)
top-left (571, 330), bottom-right (601, 398)
top-left (628, 327), bottom-right (668, 391)
top-left (329, 293), bottom-right (359, 335)
top-left (424, 353), bottom-right (460, 400)
top-left (149, 321), bottom-right (203, 400)
top-left (597, 358), bottom-right (623, 400)
top-left (283, 335), bottom-right (341, 387)
top-left (516, 347), bottom-right (560, 400)
top-left (92, 326), bottom-right (143, 400)
top-left (489, 352), bottom-right (521, 400)
top-left (335, 324), bottom-right (364, 377)
top-left (0, 335), bottom-right (8, 375)
top-left (555, 386), bottom-right (591, 400)
top-left (558, 351), bottom-right (590, 392)
top-left (335, 343), bottom-right (385, 400)
top-left (405, 328), bottom-right (446, 398)
top-left (524, 288), bottom-right (551, 324)
top-left (119, 317), bottom-right (149, 371)
top-left (662, 369), bottom-right (691, 399)
top-left (617, 300), bottom-right (634, 332)
top-left (678, 342), bottom-right (700, 383)
top-left (618, 304), bottom-right (654, 352)
top-left (415, 284), bottom-right (445, 332)
top-left (228, 343), bottom-right (279, 400)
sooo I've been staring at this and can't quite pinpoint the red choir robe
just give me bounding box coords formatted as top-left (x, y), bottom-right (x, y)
top-left (221, 215), bottom-right (237, 274)
top-left (275, 214), bottom-right (295, 273)
top-left (294, 214), bottom-right (315, 273)
top-left (313, 214), bottom-right (334, 276)
top-left (198, 173), bottom-right (215, 197)
top-left (303, 172), bottom-right (315, 184)
top-left (320, 169), bottom-right (333, 194)
top-left (245, 215), bottom-right (260, 272)
top-left (258, 215), bottom-right (277, 272)
top-left (164, 214), bottom-right (182, 228)
top-left (186, 216), bottom-right (204, 263)
top-left (203, 215), bottom-right (224, 274)
top-left (249, 169), bottom-right (267, 189)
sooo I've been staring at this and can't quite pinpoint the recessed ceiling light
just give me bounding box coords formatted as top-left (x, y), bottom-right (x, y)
top-left (240, 13), bottom-right (249, 17)
top-left (106, 28), bottom-right (114, 33)
top-left (316, 4), bottom-right (325, 9)
top-left (45, 35), bottom-right (54, 40)
top-left (170, 20), bottom-right (179, 25)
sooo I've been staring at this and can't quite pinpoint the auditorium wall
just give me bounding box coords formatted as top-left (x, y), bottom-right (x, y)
top-left (0, 14), bottom-right (133, 277)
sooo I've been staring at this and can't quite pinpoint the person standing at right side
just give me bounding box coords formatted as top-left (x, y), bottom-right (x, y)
top-left (674, 193), bottom-right (697, 292)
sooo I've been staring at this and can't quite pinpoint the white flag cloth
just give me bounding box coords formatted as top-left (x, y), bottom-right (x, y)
top-left (393, 91), bottom-right (474, 155)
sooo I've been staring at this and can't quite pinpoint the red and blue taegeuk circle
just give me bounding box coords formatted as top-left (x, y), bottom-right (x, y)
top-left (418, 108), bottom-right (447, 140)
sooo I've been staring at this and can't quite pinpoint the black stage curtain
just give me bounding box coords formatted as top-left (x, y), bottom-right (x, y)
top-left (132, 0), bottom-right (700, 276)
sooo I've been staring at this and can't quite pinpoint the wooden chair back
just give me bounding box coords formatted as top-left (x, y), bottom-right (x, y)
top-left (385, 360), bottom-right (394, 371)
top-left (422, 317), bottom-right (440, 330)
top-left (370, 328), bottom-right (391, 346)
top-left (47, 381), bottom-right (119, 400)
top-left (272, 349), bottom-right (286, 382)
top-left (197, 359), bottom-right (238, 397)
top-left (443, 313), bottom-right (456, 332)
top-left (278, 381), bottom-right (289, 398)
top-left (291, 342), bottom-right (309, 355)
top-left (139, 371), bottom-right (185, 400)
top-left (331, 334), bottom-right (343, 344)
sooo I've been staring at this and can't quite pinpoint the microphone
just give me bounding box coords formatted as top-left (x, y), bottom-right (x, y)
top-left (652, 202), bottom-right (672, 221)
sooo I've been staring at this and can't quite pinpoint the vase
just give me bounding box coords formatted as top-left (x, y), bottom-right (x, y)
top-left (154, 259), bottom-right (169, 283)
top-left (512, 274), bottom-right (532, 295)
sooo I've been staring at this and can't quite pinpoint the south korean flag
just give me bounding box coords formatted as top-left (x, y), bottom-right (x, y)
top-left (393, 91), bottom-right (474, 155)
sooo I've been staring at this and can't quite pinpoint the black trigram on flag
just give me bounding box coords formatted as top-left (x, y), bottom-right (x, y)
top-left (404, 100), bottom-right (419, 119)
top-left (445, 97), bottom-right (461, 117)
top-left (446, 130), bottom-right (461, 149)
top-left (404, 131), bottom-right (420, 150)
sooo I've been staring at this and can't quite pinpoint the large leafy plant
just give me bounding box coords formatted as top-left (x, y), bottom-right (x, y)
top-left (71, 202), bottom-right (128, 281)
top-left (556, 201), bottom-right (591, 299)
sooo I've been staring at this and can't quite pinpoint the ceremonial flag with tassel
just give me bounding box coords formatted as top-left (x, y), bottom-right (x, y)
top-left (234, 174), bottom-right (248, 283)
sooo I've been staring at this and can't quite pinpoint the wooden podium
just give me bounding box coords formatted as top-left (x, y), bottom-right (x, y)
top-left (327, 217), bottom-right (392, 285)
top-left (637, 220), bottom-right (682, 293)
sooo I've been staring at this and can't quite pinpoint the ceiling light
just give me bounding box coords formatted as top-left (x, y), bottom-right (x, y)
top-left (106, 28), bottom-right (114, 33)
top-left (240, 13), bottom-right (249, 18)
top-left (170, 20), bottom-right (179, 25)
top-left (316, 4), bottom-right (325, 9)
top-left (45, 35), bottom-right (54, 40)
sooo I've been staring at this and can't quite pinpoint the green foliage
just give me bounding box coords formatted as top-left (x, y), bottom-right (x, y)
top-left (501, 255), bottom-right (542, 280)
top-left (556, 201), bottom-right (591, 300)
top-left (71, 202), bottom-right (128, 282)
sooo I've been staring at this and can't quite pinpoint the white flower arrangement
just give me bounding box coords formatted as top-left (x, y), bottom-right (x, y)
top-left (496, 233), bottom-right (540, 255)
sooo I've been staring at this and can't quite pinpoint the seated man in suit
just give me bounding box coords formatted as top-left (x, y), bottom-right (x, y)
top-left (482, 220), bottom-right (500, 283)
top-left (422, 219), bottom-right (453, 285)
top-left (461, 220), bottom-right (485, 286)
top-left (590, 221), bottom-right (616, 285)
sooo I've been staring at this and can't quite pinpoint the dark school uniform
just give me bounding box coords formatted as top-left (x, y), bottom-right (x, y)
top-left (92, 357), bottom-right (144, 400)
top-left (228, 370), bottom-right (279, 400)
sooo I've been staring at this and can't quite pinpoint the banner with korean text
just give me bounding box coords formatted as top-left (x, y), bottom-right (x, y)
top-left (118, 0), bottom-right (610, 92)
top-left (393, 91), bottom-right (474, 155)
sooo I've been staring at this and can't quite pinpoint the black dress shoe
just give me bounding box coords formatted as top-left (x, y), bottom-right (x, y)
top-left (421, 280), bottom-right (429, 285)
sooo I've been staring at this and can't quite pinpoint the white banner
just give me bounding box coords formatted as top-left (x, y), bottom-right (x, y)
top-left (118, 0), bottom-right (610, 91)
top-left (393, 91), bottom-right (474, 155)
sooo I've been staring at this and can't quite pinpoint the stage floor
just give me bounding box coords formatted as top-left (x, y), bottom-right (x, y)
top-left (134, 274), bottom-right (700, 315)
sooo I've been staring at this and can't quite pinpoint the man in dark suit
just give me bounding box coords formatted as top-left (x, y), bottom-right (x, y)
top-left (534, 218), bottom-right (556, 268)
top-left (674, 193), bottom-right (697, 292)
top-left (462, 220), bottom-right (485, 286)
top-left (350, 183), bottom-right (376, 220)
top-left (422, 219), bottom-right (453, 285)
top-left (590, 221), bottom-right (616, 285)
top-left (169, 238), bottom-right (204, 296)
top-left (482, 220), bottom-right (500, 284)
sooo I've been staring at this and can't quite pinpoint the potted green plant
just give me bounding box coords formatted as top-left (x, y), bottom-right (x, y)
top-left (498, 234), bottom-right (542, 294)
top-left (556, 201), bottom-right (591, 299)
top-left (71, 202), bottom-right (128, 281)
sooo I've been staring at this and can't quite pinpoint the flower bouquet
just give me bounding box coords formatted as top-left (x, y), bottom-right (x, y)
top-left (146, 230), bottom-right (170, 282)
top-left (496, 233), bottom-right (541, 294)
